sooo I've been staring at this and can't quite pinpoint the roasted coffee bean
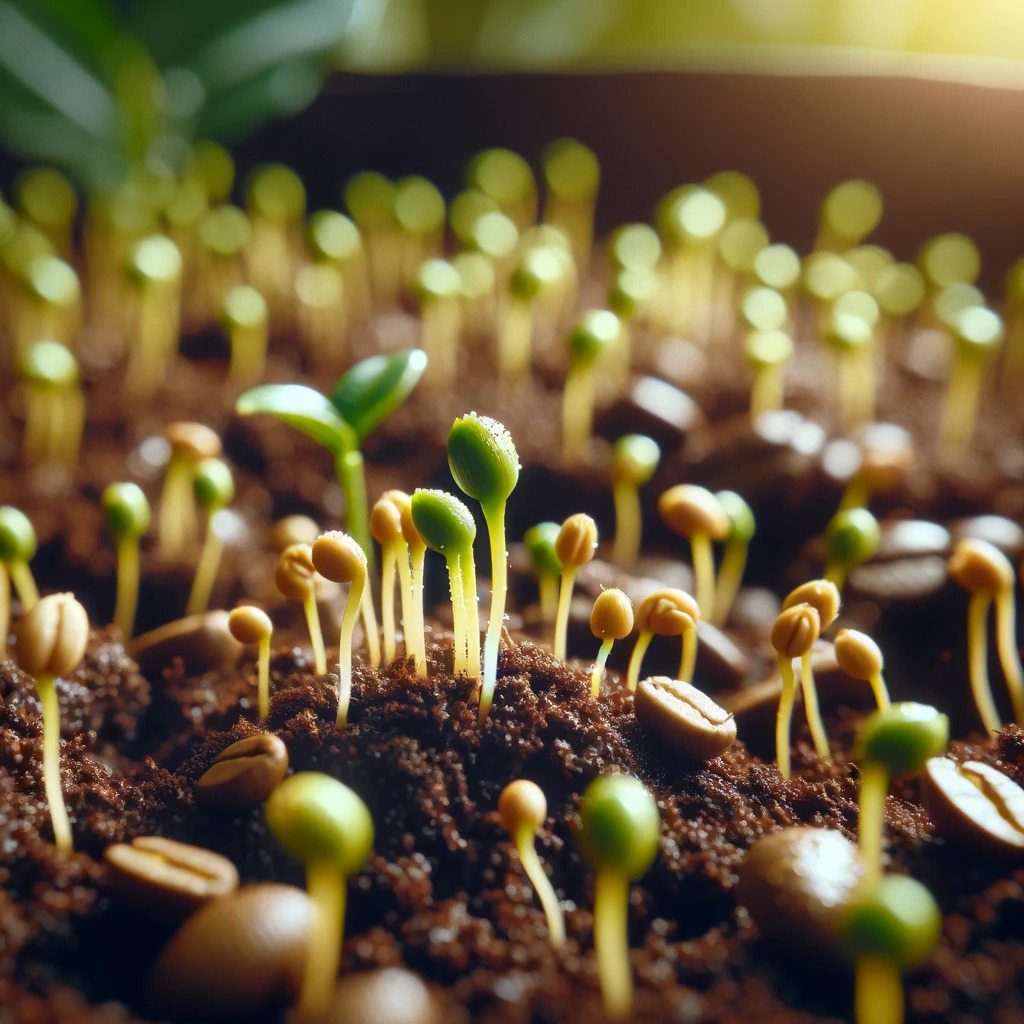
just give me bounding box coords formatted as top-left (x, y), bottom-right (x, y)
top-left (104, 836), bottom-right (238, 921)
top-left (736, 826), bottom-right (865, 961)
top-left (634, 676), bottom-right (736, 761)
top-left (147, 883), bottom-right (312, 1019)
top-left (130, 610), bottom-right (242, 677)
top-left (921, 757), bottom-right (1024, 856)
top-left (197, 733), bottom-right (289, 811)
top-left (322, 968), bottom-right (444, 1024)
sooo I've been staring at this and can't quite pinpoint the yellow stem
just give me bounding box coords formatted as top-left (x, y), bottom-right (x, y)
top-left (941, 353), bottom-right (984, 453)
top-left (626, 630), bottom-right (654, 693)
top-left (839, 345), bottom-right (875, 430)
top-left (158, 455), bottom-right (196, 559)
top-left (480, 505), bottom-right (508, 721)
top-left (448, 555), bottom-right (467, 675)
top-left (858, 761), bottom-right (889, 890)
top-left (823, 560), bottom-right (847, 590)
top-left (552, 567), bottom-right (578, 662)
top-left (678, 622), bottom-right (698, 684)
top-left (359, 585), bottom-right (380, 670)
top-left (303, 590), bottom-right (327, 676)
top-left (460, 549), bottom-right (481, 679)
top-left (37, 674), bottom-right (72, 853)
top-left (516, 827), bottom-right (566, 948)
top-left (336, 575), bottom-right (364, 730)
top-left (967, 591), bottom-right (1001, 733)
top-left (297, 859), bottom-right (346, 1021)
top-left (186, 526), bottom-right (223, 616)
top-left (800, 650), bottom-right (832, 761)
top-left (539, 573), bottom-right (559, 626)
top-left (856, 955), bottom-right (903, 1024)
top-left (611, 481), bottom-right (641, 570)
top-left (775, 656), bottom-right (797, 781)
top-left (562, 365), bottom-right (594, 465)
top-left (0, 563), bottom-right (9, 657)
top-left (394, 543), bottom-right (417, 666)
top-left (750, 364), bottom-right (783, 420)
top-left (594, 870), bottom-right (632, 1020)
top-left (23, 389), bottom-right (48, 464)
top-left (113, 534), bottom-right (141, 637)
top-left (380, 546), bottom-right (397, 665)
top-left (839, 474), bottom-right (872, 513)
top-left (423, 298), bottom-right (461, 389)
top-left (409, 547), bottom-right (427, 675)
top-left (9, 558), bottom-right (40, 610)
top-left (995, 588), bottom-right (1024, 723)
top-left (257, 635), bottom-right (271, 722)
top-left (870, 670), bottom-right (891, 710)
top-left (591, 637), bottom-right (614, 698)
top-left (712, 541), bottom-right (747, 628)
top-left (691, 531), bottom-right (716, 620)
top-left (228, 322), bottom-right (268, 384)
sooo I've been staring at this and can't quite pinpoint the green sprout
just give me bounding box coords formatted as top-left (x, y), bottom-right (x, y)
top-left (563, 310), bottom-right (621, 465)
top-left (498, 779), bottom-right (566, 949)
top-left (711, 491), bottom-right (756, 628)
top-left (524, 522), bottom-right (563, 626)
top-left (295, 264), bottom-right (346, 375)
top-left (18, 339), bottom-right (84, 466)
top-left (125, 234), bottom-right (183, 398)
top-left (835, 628), bottom-right (890, 709)
top-left (841, 874), bottom-right (941, 1024)
top-left (101, 483), bottom-right (151, 638)
top-left (415, 259), bottom-right (462, 391)
top-left (449, 189), bottom-right (498, 248)
top-left (453, 250), bottom-right (496, 337)
top-left (576, 774), bottom-right (661, 1020)
top-left (275, 543), bottom-right (327, 676)
top-left (158, 422), bottom-right (222, 561)
top-left (186, 459), bottom-right (235, 616)
top-left (744, 327), bottom-right (794, 420)
top-left (940, 306), bottom-right (1004, 453)
top-left (826, 302), bottom-right (879, 430)
top-left (590, 589), bottom-right (634, 699)
top-left (0, 506), bottom-right (39, 658)
top-left (189, 142), bottom-right (235, 204)
top-left (467, 147), bottom-right (536, 231)
top-left (607, 223), bottom-right (662, 272)
top-left (227, 606), bottom-right (274, 722)
top-left (370, 494), bottom-right (406, 665)
top-left (345, 171), bottom-right (399, 305)
top-left (17, 167), bottom-right (77, 254)
top-left (311, 532), bottom-right (368, 729)
top-left (395, 175), bottom-right (446, 294)
top-left (375, 490), bottom-right (421, 671)
top-left (265, 772), bottom-right (373, 1021)
top-left (500, 247), bottom-right (564, 383)
top-left (198, 205), bottom-right (250, 321)
top-left (222, 285), bottom-right (268, 385)
top-left (308, 209), bottom-right (368, 323)
top-left (448, 414), bottom-right (521, 721)
top-left (552, 513), bottom-right (598, 662)
top-left (607, 264), bottom-right (659, 381)
top-left (824, 507), bottom-right (881, 590)
top-left (770, 603), bottom-right (822, 781)
top-left (609, 435), bottom-right (660, 570)
top-left (625, 588), bottom-right (700, 693)
top-left (854, 703), bottom-right (949, 887)
top-left (15, 592), bottom-right (89, 852)
top-left (410, 490), bottom-right (480, 679)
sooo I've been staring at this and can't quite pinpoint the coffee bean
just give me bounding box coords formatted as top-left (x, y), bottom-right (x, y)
top-left (634, 676), bottom-right (736, 761)
top-left (921, 757), bottom-right (1024, 856)
top-left (104, 836), bottom-right (238, 921)
top-left (736, 826), bottom-right (865, 962)
top-left (130, 610), bottom-right (242, 677)
top-left (147, 883), bottom-right (312, 1019)
top-left (197, 733), bottom-right (289, 811)
top-left (321, 968), bottom-right (444, 1024)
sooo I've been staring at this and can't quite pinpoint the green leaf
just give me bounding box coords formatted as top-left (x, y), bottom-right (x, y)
top-left (329, 348), bottom-right (427, 444)
top-left (236, 383), bottom-right (356, 455)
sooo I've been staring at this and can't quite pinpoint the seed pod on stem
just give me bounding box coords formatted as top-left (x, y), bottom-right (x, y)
top-left (770, 603), bottom-right (821, 781)
top-left (223, 285), bottom-right (268, 385)
top-left (589, 589), bottom-right (634, 698)
top-left (158, 422), bottom-right (222, 560)
top-left (625, 588), bottom-right (699, 693)
top-left (563, 310), bottom-right (621, 465)
top-left (102, 482), bottom-right (151, 638)
top-left (552, 513), bottom-right (598, 662)
top-left (524, 522), bottom-right (563, 627)
top-left (835, 628), bottom-right (890, 709)
top-left (824, 507), bottom-right (880, 591)
top-left (711, 491), bottom-right (755, 628)
top-left (18, 339), bottom-right (85, 466)
top-left (0, 506), bottom-right (40, 653)
top-left (228, 606), bottom-right (274, 722)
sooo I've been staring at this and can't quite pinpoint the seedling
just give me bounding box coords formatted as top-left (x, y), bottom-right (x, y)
top-left (448, 414), bottom-right (520, 721)
top-left (841, 874), bottom-right (941, 1024)
top-left (470, 211), bottom-right (520, 299)
top-left (658, 484), bottom-right (730, 620)
top-left (228, 606), bottom-right (274, 721)
top-left (186, 458), bottom-right (235, 616)
top-left (835, 628), bottom-right (890, 709)
top-left (743, 328), bottom-right (793, 419)
top-left (563, 310), bottom-right (621, 464)
top-left (410, 490), bottom-right (480, 678)
top-left (125, 235), bottom-right (183, 398)
top-left (18, 339), bottom-right (84, 466)
top-left (839, 424), bottom-right (914, 512)
top-left (782, 580), bottom-right (841, 762)
top-left (501, 247), bottom-right (563, 383)
top-left (854, 703), bottom-right (948, 886)
top-left (371, 495), bottom-right (405, 664)
top-left (609, 435), bottom-right (660, 570)
top-left (467, 147), bottom-right (536, 231)
top-left (552, 513), bottom-right (598, 661)
top-left (0, 506), bottom-right (40, 619)
top-left (275, 543), bottom-right (326, 676)
top-left (919, 232), bottom-right (980, 292)
top-left (21, 255), bottom-right (81, 355)
top-left (625, 588), bottom-right (700, 692)
top-left (415, 259), bottom-right (462, 390)
top-left (237, 348), bottom-right (427, 564)
top-left (265, 772), bottom-right (373, 1020)
top-left (189, 141), bottom-right (235, 203)
top-left (947, 538), bottom-right (1024, 730)
top-left (607, 223), bottom-right (662, 273)
top-left (770, 603), bottom-right (822, 781)
top-left (590, 589), bottom-right (634, 698)
top-left (17, 166), bottom-right (77, 255)
top-left (101, 483), bottom-right (151, 638)
top-left (815, 179), bottom-right (883, 252)
top-left (542, 138), bottom-right (599, 270)
top-left (449, 189), bottom-right (498, 249)
top-left (524, 522), bottom-right (563, 625)
top-left (741, 286), bottom-right (788, 332)
top-left (394, 175), bottom-right (445, 286)
top-left (753, 243), bottom-right (801, 294)
top-left (712, 491), bottom-right (756, 628)
top-left (311, 532), bottom-right (367, 729)
top-left (498, 779), bottom-right (566, 948)
top-left (872, 261), bottom-right (926, 325)
top-left (826, 308), bottom-right (877, 429)
top-left (223, 285), bottom-right (268, 385)
top-left (308, 209), bottom-right (368, 323)
top-left (344, 170), bottom-right (399, 304)
top-left (158, 422), bottom-right (222, 560)
top-left (399, 498), bottom-right (429, 675)
top-left (198, 205), bottom-right (250, 321)
top-left (607, 265), bottom-right (658, 380)
top-left (824, 507), bottom-right (880, 590)
top-left (575, 774), bottom-right (660, 1020)
top-left (940, 306), bottom-right (1004, 452)
top-left (453, 250), bottom-right (496, 337)
top-left (15, 592), bottom-right (89, 852)
top-left (295, 264), bottom-right (346, 373)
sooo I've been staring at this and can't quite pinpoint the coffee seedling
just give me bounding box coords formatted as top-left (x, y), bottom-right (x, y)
top-left (625, 588), bottom-right (699, 692)
top-left (609, 435), bottom-right (660, 570)
top-left (552, 513), bottom-right (598, 662)
top-left (186, 458), bottom-right (235, 616)
top-left (275, 543), bottom-right (326, 676)
top-left (770, 603), bottom-right (822, 781)
top-left (590, 589), bottom-right (634, 698)
top-left (101, 483), bottom-right (151, 637)
top-left (227, 606), bottom-right (274, 722)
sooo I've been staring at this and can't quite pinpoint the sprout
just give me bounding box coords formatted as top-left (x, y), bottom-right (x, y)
top-left (308, 209), bottom-right (368, 323)
top-left (744, 328), bottom-right (794, 419)
top-left (918, 232), bottom-right (980, 291)
top-left (399, 497), bottom-right (429, 675)
top-left (470, 210), bottom-right (520, 305)
top-left (237, 348), bottom-right (427, 567)
top-left (657, 484), bottom-right (730, 620)
top-left (854, 703), bottom-right (948, 886)
top-left (452, 250), bottom-right (496, 337)
top-left (101, 483), bottom-right (151, 638)
top-left (275, 543), bottom-right (326, 676)
top-left (498, 779), bottom-right (566, 948)
top-left (710, 491), bottom-right (756, 628)
top-left (466, 147), bottom-right (536, 230)
top-left (835, 628), bottom-right (890, 709)
top-left (754, 243), bottom-right (801, 294)
top-left (824, 507), bottom-right (881, 590)
top-left (223, 285), bottom-right (269, 385)
top-left (158, 422), bottom-right (222, 560)
top-left (575, 774), bottom-right (660, 1020)
top-left (18, 339), bottom-right (85, 466)
top-left (941, 306), bottom-right (1004, 452)
top-left (741, 286), bottom-right (788, 332)
top-left (552, 513), bottom-right (598, 661)
top-left (394, 176), bottom-right (446, 288)
top-left (839, 424), bottom-right (914, 512)
top-left (841, 873), bottom-right (941, 1024)
top-left (265, 772), bottom-right (373, 1020)
top-left (607, 265), bottom-right (658, 381)
top-left (563, 309), bottom-right (621, 464)
top-left (625, 588), bottom-right (699, 692)
top-left (125, 235), bottom-right (183, 398)
top-left (311, 532), bottom-right (368, 729)
top-left (410, 490), bottom-right (480, 678)
top-left (826, 306), bottom-right (877, 430)
top-left (16, 167), bottom-right (77, 254)
top-left (815, 179), bottom-right (883, 251)
top-left (948, 538), bottom-right (1024, 730)
top-left (189, 141), bottom-right (235, 203)
top-left (0, 507), bottom-right (40, 641)
top-left (415, 259), bottom-right (462, 391)
top-left (345, 170), bottom-right (398, 303)
top-left (607, 223), bottom-right (662, 272)
top-left (448, 414), bottom-right (520, 721)
top-left (609, 435), bottom-right (660, 570)
top-left (15, 592), bottom-right (89, 852)
top-left (22, 255), bottom-right (81, 355)
top-left (782, 579), bottom-right (841, 762)
top-left (295, 264), bottom-right (346, 374)
top-left (590, 589), bottom-right (634, 698)
top-left (227, 606), bottom-right (274, 722)
top-left (500, 247), bottom-right (564, 383)
top-left (370, 495), bottom-right (406, 665)
top-left (186, 459), bottom-right (235, 616)
top-left (449, 189), bottom-right (498, 248)
top-left (770, 603), bottom-right (822, 781)
top-left (524, 522), bottom-right (563, 626)
top-left (542, 138), bottom-right (599, 270)
top-left (198, 205), bottom-right (250, 321)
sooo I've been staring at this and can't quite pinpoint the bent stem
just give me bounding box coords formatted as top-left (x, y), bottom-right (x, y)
top-left (994, 589), bottom-right (1024, 722)
top-left (611, 481), bottom-right (641, 570)
top-left (712, 541), bottom-right (747, 628)
top-left (552, 566), bottom-right (578, 662)
top-left (775, 656), bottom-right (797, 781)
top-left (185, 528), bottom-right (223, 616)
top-left (690, 532), bottom-right (716, 620)
top-left (626, 630), bottom-right (654, 693)
top-left (297, 859), bottom-right (345, 1021)
top-left (594, 869), bottom-right (632, 1020)
top-left (336, 575), bottom-right (365, 729)
top-left (967, 592), bottom-right (1000, 733)
top-left (858, 761), bottom-right (888, 889)
top-left (257, 635), bottom-right (271, 721)
top-left (590, 637), bottom-right (614, 698)
top-left (113, 535), bottom-right (141, 637)
top-left (678, 622), bottom-right (698, 684)
top-left (799, 650), bottom-right (831, 761)
top-left (8, 558), bottom-right (40, 610)
top-left (303, 590), bottom-right (327, 675)
top-left (855, 954), bottom-right (902, 1024)
top-left (37, 673), bottom-right (72, 853)
top-left (516, 826), bottom-right (565, 948)
top-left (479, 504), bottom-right (508, 721)
top-left (359, 584), bottom-right (381, 669)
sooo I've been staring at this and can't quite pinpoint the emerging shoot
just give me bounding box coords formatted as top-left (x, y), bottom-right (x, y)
top-left (609, 435), bottom-right (660, 570)
top-left (590, 589), bottom-right (634, 698)
top-left (552, 513), bottom-right (598, 661)
top-left (158, 422), bottom-right (222, 560)
top-left (770, 603), bottom-right (821, 781)
top-left (227, 606), bottom-right (274, 722)
top-left (744, 328), bottom-right (794, 419)
top-left (563, 310), bottom-right (621, 464)
top-left (824, 507), bottom-right (880, 590)
top-left (940, 305), bottom-right (1004, 453)
top-left (223, 285), bottom-right (269, 385)
top-left (399, 499), bottom-right (428, 676)
top-left (625, 588), bottom-right (699, 692)
top-left (275, 543), bottom-right (326, 676)
top-left (415, 259), bottom-right (462, 391)
top-left (370, 495), bottom-right (405, 665)
top-left (835, 629), bottom-right (890, 709)
top-left (18, 339), bottom-right (85, 466)
top-left (711, 491), bottom-right (756, 628)
top-left (186, 458), bottom-right (235, 616)
top-left (101, 483), bottom-right (151, 638)
top-left (524, 522), bottom-right (563, 626)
